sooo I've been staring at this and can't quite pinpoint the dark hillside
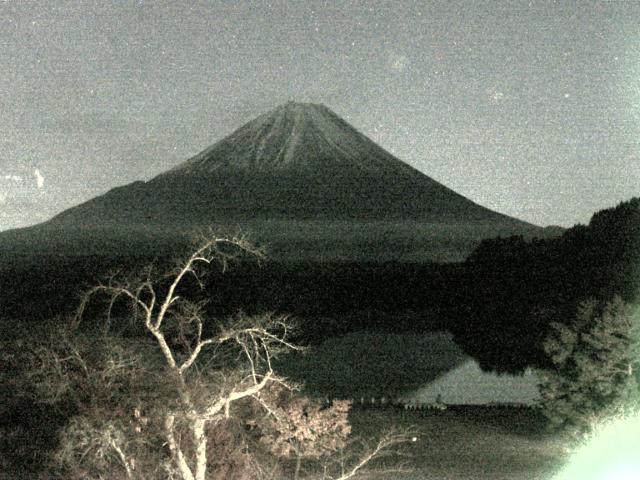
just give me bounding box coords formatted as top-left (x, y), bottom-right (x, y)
top-left (450, 197), bottom-right (640, 373)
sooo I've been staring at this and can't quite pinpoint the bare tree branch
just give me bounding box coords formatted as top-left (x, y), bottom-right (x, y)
top-left (164, 414), bottom-right (196, 480)
top-left (32, 232), bottom-right (415, 480)
top-left (178, 338), bottom-right (217, 375)
top-left (325, 428), bottom-right (417, 480)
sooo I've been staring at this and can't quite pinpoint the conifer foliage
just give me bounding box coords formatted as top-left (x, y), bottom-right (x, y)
top-left (538, 296), bottom-right (640, 434)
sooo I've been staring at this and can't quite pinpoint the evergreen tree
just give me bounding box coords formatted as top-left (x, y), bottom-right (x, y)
top-left (538, 296), bottom-right (640, 434)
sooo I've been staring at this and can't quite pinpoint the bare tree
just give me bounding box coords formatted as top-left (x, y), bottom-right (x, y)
top-left (317, 426), bottom-right (418, 480)
top-left (65, 233), bottom-right (304, 480)
top-left (21, 232), bottom-right (415, 479)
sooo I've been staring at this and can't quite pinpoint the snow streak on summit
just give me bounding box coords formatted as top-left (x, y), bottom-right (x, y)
top-left (168, 102), bottom-right (426, 177)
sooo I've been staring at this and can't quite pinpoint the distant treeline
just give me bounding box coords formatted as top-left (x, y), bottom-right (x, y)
top-left (1, 198), bottom-right (638, 374)
top-left (452, 197), bottom-right (640, 373)
top-left (0, 253), bottom-right (462, 336)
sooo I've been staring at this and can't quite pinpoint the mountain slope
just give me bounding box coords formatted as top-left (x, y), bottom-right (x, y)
top-left (0, 102), bottom-right (549, 261)
top-left (49, 102), bottom-right (526, 226)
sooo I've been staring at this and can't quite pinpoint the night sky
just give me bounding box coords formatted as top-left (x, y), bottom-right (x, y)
top-left (1, 0), bottom-right (638, 231)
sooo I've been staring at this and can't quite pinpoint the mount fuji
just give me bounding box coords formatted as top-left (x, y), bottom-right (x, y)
top-left (1, 102), bottom-right (548, 262)
top-left (52, 102), bottom-right (524, 224)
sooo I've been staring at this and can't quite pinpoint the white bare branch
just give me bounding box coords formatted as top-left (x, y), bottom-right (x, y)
top-left (109, 439), bottom-right (135, 480)
top-left (178, 338), bottom-right (217, 374)
top-left (164, 414), bottom-right (196, 480)
top-left (328, 428), bottom-right (417, 480)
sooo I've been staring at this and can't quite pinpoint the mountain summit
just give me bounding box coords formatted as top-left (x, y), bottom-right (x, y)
top-left (167, 101), bottom-right (430, 176)
top-left (51, 102), bottom-right (525, 225)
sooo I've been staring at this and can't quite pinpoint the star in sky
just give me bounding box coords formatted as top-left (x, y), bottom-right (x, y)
top-left (389, 53), bottom-right (410, 72)
top-left (490, 90), bottom-right (505, 103)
